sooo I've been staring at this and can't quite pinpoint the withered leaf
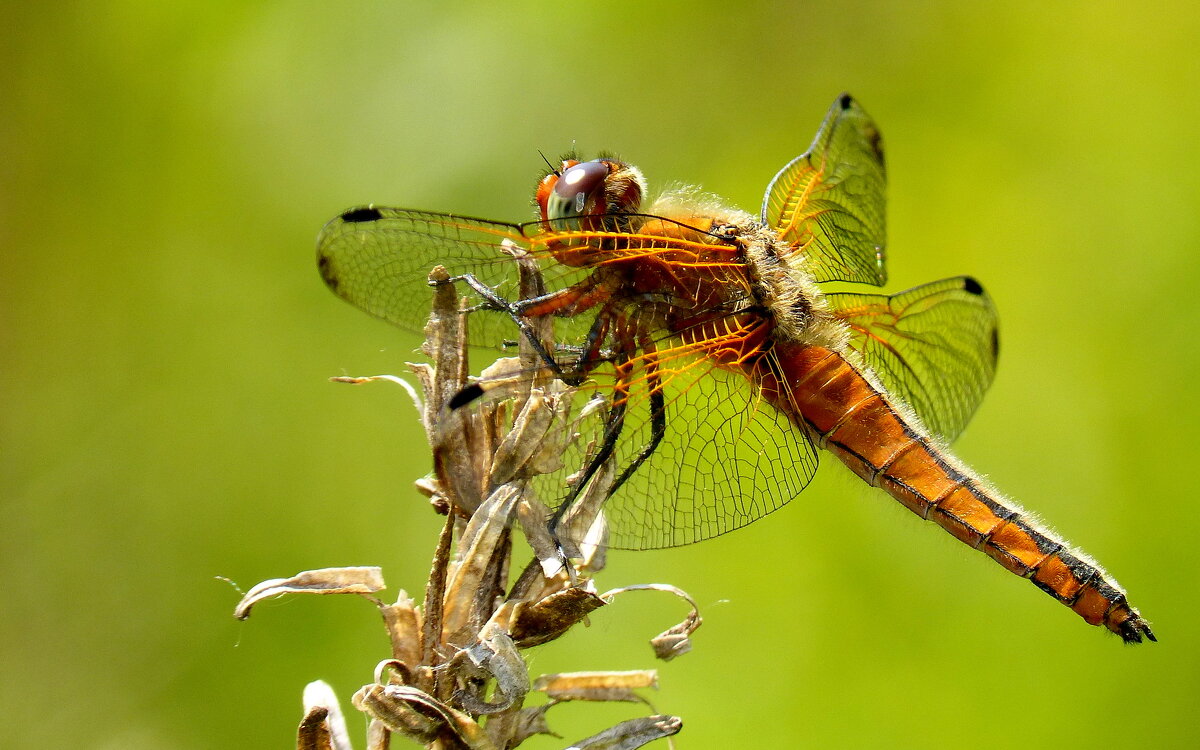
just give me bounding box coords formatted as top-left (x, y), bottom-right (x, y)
top-left (353, 684), bottom-right (441, 744)
top-left (489, 389), bottom-right (556, 486)
top-left (296, 706), bottom-right (333, 750)
top-left (380, 590), bottom-right (422, 666)
top-left (353, 683), bottom-right (495, 750)
top-left (515, 497), bottom-right (567, 581)
top-left (532, 670), bottom-right (657, 703)
top-left (505, 704), bottom-right (558, 746)
top-left (365, 719), bottom-right (390, 750)
top-left (649, 608), bottom-right (701, 661)
top-left (600, 583), bottom-right (702, 661)
top-left (506, 587), bottom-right (606, 648)
top-left (566, 715), bottom-right (683, 749)
top-left (453, 625), bottom-right (529, 715)
top-left (441, 484), bottom-right (521, 644)
top-left (299, 681), bottom-right (352, 750)
top-left (234, 567), bottom-right (385, 620)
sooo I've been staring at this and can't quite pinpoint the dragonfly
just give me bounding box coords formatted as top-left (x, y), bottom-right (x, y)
top-left (317, 93), bottom-right (1153, 643)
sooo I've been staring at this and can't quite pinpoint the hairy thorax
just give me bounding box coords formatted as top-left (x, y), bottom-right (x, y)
top-left (644, 190), bottom-right (849, 353)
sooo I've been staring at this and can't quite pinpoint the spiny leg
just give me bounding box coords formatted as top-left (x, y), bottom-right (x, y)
top-left (438, 272), bottom-right (569, 382)
top-left (548, 307), bottom-right (639, 550)
top-left (440, 271), bottom-right (615, 391)
top-left (607, 333), bottom-right (667, 499)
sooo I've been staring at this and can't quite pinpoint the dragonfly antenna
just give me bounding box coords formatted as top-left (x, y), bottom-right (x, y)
top-left (537, 149), bottom-right (559, 176)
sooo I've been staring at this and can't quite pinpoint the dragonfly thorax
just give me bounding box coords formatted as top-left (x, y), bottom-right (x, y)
top-left (673, 206), bottom-right (848, 353)
top-left (746, 220), bottom-right (849, 350)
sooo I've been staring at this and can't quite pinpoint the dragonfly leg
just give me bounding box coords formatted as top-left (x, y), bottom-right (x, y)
top-left (607, 335), bottom-right (666, 498)
top-left (546, 313), bottom-right (671, 553)
top-left (512, 277), bottom-right (618, 385)
top-left (510, 273), bottom-right (614, 319)
top-left (441, 272), bottom-right (616, 387)
top-left (559, 308), bottom-right (613, 382)
top-left (547, 313), bottom-right (637, 548)
top-left (439, 272), bottom-right (573, 382)
top-left (546, 394), bottom-right (628, 554)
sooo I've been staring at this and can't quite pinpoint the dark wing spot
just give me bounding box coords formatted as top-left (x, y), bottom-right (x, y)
top-left (448, 383), bottom-right (485, 410)
top-left (962, 276), bottom-right (984, 295)
top-left (990, 326), bottom-right (1000, 360)
top-left (316, 253), bottom-right (339, 290)
top-left (867, 125), bottom-right (885, 166)
top-left (839, 92), bottom-right (854, 109)
top-left (341, 206), bottom-right (383, 223)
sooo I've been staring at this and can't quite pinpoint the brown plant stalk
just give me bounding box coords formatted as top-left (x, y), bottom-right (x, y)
top-left (236, 260), bottom-right (700, 750)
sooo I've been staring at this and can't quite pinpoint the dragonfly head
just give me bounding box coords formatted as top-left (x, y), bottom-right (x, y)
top-left (536, 157), bottom-right (647, 227)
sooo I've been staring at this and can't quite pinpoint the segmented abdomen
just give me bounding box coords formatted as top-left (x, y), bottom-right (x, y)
top-left (762, 343), bottom-right (1153, 643)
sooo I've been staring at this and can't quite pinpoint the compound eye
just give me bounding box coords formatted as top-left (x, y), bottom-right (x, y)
top-left (545, 160), bottom-right (609, 220)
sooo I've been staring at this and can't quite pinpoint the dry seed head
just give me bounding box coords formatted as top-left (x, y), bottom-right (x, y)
top-left (239, 267), bottom-right (697, 749)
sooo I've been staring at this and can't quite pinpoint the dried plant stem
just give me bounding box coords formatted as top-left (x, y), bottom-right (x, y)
top-left (237, 266), bottom-right (701, 750)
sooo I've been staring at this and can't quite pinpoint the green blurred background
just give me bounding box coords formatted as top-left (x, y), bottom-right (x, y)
top-left (3, 1), bottom-right (1198, 747)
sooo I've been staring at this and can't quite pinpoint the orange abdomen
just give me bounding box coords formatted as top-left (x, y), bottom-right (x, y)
top-left (761, 343), bottom-right (1153, 643)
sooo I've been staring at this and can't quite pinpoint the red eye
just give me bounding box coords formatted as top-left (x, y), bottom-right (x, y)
top-left (542, 160), bottom-right (610, 221)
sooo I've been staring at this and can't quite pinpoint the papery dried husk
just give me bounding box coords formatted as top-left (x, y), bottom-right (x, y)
top-left (353, 683), bottom-right (494, 750)
top-left (298, 681), bottom-right (352, 750)
top-left (380, 589), bottom-right (422, 666)
top-left (532, 670), bottom-right (658, 703)
top-left (566, 715), bottom-right (683, 750)
top-left (234, 567), bottom-right (385, 620)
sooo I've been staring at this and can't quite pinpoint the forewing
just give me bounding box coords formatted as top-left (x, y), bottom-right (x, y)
top-left (317, 207), bottom-right (740, 351)
top-left (317, 207), bottom-right (532, 322)
top-left (826, 276), bottom-right (999, 443)
top-left (761, 93), bottom-right (887, 285)
top-left (532, 330), bottom-right (820, 551)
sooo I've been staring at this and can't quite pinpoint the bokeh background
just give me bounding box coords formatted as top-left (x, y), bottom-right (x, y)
top-left (4, 1), bottom-right (1198, 747)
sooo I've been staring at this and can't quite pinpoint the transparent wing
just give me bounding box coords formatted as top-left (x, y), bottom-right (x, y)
top-left (316, 207), bottom-right (739, 351)
top-left (321, 206), bottom-right (820, 550)
top-left (826, 276), bottom-right (999, 443)
top-left (528, 320), bottom-right (819, 551)
top-left (317, 207), bottom-right (559, 347)
top-left (761, 93), bottom-right (887, 285)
